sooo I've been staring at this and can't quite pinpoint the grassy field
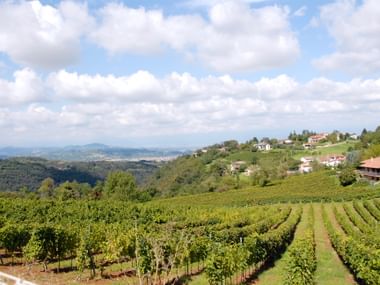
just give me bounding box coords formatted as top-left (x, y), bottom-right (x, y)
top-left (292, 141), bottom-right (356, 160)
top-left (151, 171), bottom-right (380, 208)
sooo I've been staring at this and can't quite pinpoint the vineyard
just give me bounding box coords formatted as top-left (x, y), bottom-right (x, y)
top-left (0, 172), bottom-right (380, 284)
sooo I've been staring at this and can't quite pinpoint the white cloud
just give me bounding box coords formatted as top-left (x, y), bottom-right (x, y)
top-left (293, 6), bottom-right (307, 17)
top-left (91, 1), bottom-right (299, 72)
top-left (183, 0), bottom-right (269, 8)
top-left (0, 0), bottom-right (93, 69)
top-left (313, 0), bottom-right (380, 75)
top-left (0, 68), bottom-right (45, 106)
top-left (1, 68), bottom-right (380, 145)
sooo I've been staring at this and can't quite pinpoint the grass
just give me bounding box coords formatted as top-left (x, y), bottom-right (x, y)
top-left (151, 171), bottom-right (380, 208)
top-left (226, 150), bottom-right (285, 169)
top-left (313, 204), bottom-right (356, 285)
top-left (292, 141), bottom-right (356, 160)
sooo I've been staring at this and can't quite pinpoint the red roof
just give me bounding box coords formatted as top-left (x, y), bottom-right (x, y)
top-left (361, 157), bottom-right (380, 169)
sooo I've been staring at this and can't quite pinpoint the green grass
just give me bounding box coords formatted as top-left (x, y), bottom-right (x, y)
top-left (313, 204), bottom-right (357, 285)
top-left (151, 171), bottom-right (380, 208)
top-left (226, 150), bottom-right (285, 169)
top-left (292, 141), bottom-right (356, 160)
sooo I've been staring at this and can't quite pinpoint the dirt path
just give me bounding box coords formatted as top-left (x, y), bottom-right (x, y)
top-left (313, 204), bottom-right (356, 285)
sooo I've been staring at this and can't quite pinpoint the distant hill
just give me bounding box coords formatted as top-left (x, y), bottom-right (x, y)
top-left (144, 144), bottom-right (300, 197)
top-left (0, 157), bottom-right (159, 192)
top-left (0, 144), bottom-right (189, 161)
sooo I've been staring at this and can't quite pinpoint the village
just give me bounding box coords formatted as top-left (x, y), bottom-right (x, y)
top-left (196, 130), bottom-right (380, 185)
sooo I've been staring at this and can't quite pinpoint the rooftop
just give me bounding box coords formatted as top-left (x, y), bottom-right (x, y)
top-left (360, 157), bottom-right (380, 169)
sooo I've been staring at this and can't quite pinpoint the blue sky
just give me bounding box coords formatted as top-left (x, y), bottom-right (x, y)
top-left (0, 0), bottom-right (379, 147)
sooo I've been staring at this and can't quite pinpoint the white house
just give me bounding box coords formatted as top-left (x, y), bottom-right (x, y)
top-left (299, 162), bottom-right (313, 173)
top-left (300, 157), bottom-right (314, 163)
top-left (319, 155), bottom-right (346, 168)
top-left (299, 157), bottom-right (314, 173)
top-left (256, 143), bottom-right (271, 151)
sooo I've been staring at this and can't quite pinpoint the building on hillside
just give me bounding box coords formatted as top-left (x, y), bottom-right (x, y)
top-left (307, 133), bottom-right (328, 144)
top-left (278, 139), bottom-right (293, 145)
top-left (299, 157), bottom-right (314, 173)
top-left (358, 157), bottom-right (380, 181)
top-left (350, 133), bottom-right (359, 140)
top-left (302, 143), bottom-right (314, 150)
top-left (300, 157), bottom-right (314, 163)
top-left (230, 161), bottom-right (246, 173)
top-left (256, 143), bottom-right (271, 151)
top-left (319, 154), bottom-right (346, 168)
top-left (299, 162), bottom-right (312, 173)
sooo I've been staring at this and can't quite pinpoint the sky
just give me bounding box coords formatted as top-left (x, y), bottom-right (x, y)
top-left (0, 0), bottom-right (379, 148)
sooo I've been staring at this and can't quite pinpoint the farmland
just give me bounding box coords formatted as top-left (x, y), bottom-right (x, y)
top-left (0, 170), bottom-right (379, 285)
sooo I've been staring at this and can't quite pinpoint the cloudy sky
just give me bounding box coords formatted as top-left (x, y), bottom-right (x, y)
top-left (0, 0), bottom-right (379, 147)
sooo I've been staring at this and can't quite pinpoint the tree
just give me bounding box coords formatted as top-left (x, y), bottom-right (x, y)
top-left (76, 225), bottom-right (103, 278)
top-left (104, 171), bottom-right (137, 201)
top-left (339, 167), bottom-right (357, 186)
top-left (37, 178), bottom-right (55, 198)
top-left (0, 224), bottom-right (30, 264)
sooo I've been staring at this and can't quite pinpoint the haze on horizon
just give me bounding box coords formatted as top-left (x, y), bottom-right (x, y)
top-left (0, 0), bottom-right (379, 148)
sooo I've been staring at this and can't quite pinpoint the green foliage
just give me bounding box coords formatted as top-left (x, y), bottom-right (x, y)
top-left (339, 168), bottom-right (357, 186)
top-left (323, 205), bottom-right (380, 285)
top-left (0, 224), bottom-right (30, 260)
top-left (104, 171), bottom-right (137, 201)
top-left (0, 158), bottom-right (157, 192)
top-left (24, 225), bottom-right (76, 271)
top-left (76, 225), bottom-right (103, 277)
top-left (37, 178), bottom-right (55, 198)
top-left (284, 207), bottom-right (316, 285)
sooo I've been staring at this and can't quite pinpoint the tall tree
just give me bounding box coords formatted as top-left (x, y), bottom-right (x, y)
top-left (104, 171), bottom-right (137, 201)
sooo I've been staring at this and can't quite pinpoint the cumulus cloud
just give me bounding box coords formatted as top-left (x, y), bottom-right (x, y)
top-left (0, 68), bottom-right (45, 106)
top-left (91, 1), bottom-right (299, 72)
top-left (313, 0), bottom-right (380, 75)
top-left (1, 68), bottom-right (380, 145)
top-left (0, 0), bottom-right (93, 69)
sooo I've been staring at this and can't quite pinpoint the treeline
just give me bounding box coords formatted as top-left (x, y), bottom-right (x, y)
top-left (17, 171), bottom-right (154, 202)
top-left (0, 157), bottom-right (158, 192)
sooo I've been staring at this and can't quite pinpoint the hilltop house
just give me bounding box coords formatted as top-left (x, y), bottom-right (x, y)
top-left (358, 157), bottom-right (380, 181)
top-left (308, 133), bottom-right (328, 144)
top-left (256, 143), bottom-right (271, 151)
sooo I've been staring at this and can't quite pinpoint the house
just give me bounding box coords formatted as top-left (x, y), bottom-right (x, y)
top-left (358, 157), bottom-right (380, 181)
top-left (299, 162), bottom-right (312, 173)
top-left (299, 157), bottom-right (313, 173)
top-left (300, 157), bottom-right (314, 163)
top-left (303, 143), bottom-right (313, 150)
top-left (279, 139), bottom-right (293, 145)
top-left (230, 161), bottom-right (246, 172)
top-left (319, 154), bottom-right (346, 168)
top-left (349, 133), bottom-right (359, 140)
top-left (256, 143), bottom-right (271, 151)
top-left (307, 133), bottom-right (328, 144)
